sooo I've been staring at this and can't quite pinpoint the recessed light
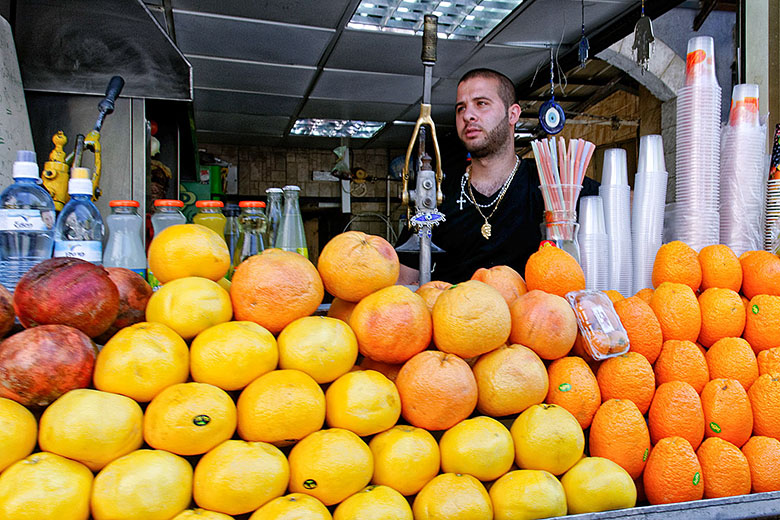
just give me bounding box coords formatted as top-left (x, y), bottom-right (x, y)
top-left (291, 119), bottom-right (386, 139)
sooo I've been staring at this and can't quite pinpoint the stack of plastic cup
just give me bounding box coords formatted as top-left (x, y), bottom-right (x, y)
top-left (599, 148), bottom-right (633, 296)
top-left (767, 179), bottom-right (780, 251)
top-left (674, 36), bottom-right (722, 251)
top-left (720, 84), bottom-right (766, 257)
top-left (578, 196), bottom-right (609, 290)
top-left (632, 135), bottom-right (668, 293)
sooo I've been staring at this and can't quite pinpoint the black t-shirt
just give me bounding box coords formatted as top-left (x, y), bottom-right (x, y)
top-left (397, 159), bottom-right (599, 284)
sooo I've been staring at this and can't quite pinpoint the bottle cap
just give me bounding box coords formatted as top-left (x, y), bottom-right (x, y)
top-left (195, 200), bottom-right (224, 208)
top-left (282, 185), bottom-right (301, 192)
top-left (109, 200), bottom-right (140, 207)
top-left (266, 187), bottom-right (283, 194)
top-left (68, 167), bottom-right (93, 195)
top-left (239, 201), bottom-right (266, 208)
top-left (154, 199), bottom-right (184, 207)
top-left (13, 150), bottom-right (39, 179)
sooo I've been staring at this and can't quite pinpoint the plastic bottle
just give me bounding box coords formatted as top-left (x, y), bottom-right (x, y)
top-left (0, 150), bottom-right (56, 292)
top-left (193, 200), bottom-right (226, 238)
top-left (233, 201), bottom-right (267, 268)
top-left (148, 199), bottom-right (186, 290)
top-left (276, 185), bottom-right (308, 258)
top-left (223, 203), bottom-right (240, 262)
top-left (53, 167), bottom-right (104, 264)
top-left (103, 200), bottom-right (146, 277)
top-left (265, 187), bottom-right (283, 248)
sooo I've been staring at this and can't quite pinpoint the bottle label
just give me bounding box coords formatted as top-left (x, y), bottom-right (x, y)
top-left (130, 268), bottom-right (147, 279)
top-left (54, 241), bottom-right (102, 262)
top-left (297, 247), bottom-right (309, 259)
top-left (148, 270), bottom-right (162, 291)
top-left (0, 209), bottom-right (48, 231)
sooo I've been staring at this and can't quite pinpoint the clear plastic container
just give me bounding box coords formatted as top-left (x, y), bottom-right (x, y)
top-left (103, 200), bottom-right (146, 278)
top-left (276, 185), bottom-right (308, 258)
top-left (265, 187), bottom-right (283, 248)
top-left (233, 201), bottom-right (267, 268)
top-left (0, 150), bottom-right (56, 292)
top-left (53, 167), bottom-right (104, 264)
top-left (193, 200), bottom-right (226, 238)
top-left (148, 199), bottom-right (186, 290)
top-left (566, 289), bottom-right (630, 360)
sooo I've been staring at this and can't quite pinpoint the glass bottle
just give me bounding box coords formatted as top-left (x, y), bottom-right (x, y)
top-left (193, 200), bottom-right (226, 238)
top-left (53, 167), bottom-right (104, 264)
top-left (233, 201), bottom-right (267, 268)
top-left (103, 200), bottom-right (146, 278)
top-left (223, 203), bottom-right (240, 262)
top-left (148, 199), bottom-right (186, 290)
top-left (265, 187), bottom-right (283, 248)
top-left (276, 185), bottom-right (307, 258)
top-left (0, 150), bottom-right (56, 292)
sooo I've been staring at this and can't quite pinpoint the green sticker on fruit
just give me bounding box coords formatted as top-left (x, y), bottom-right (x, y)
top-left (693, 472), bottom-right (701, 486)
top-left (558, 383), bottom-right (572, 392)
top-left (709, 422), bottom-right (721, 433)
top-left (753, 304), bottom-right (760, 314)
top-left (193, 415), bottom-right (211, 426)
top-left (303, 479), bottom-right (317, 489)
top-left (643, 448), bottom-right (649, 461)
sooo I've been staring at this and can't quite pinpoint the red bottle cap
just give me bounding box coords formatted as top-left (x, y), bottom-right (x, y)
top-left (239, 201), bottom-right (266, 208)
top-left (195, 200), bottom-right (224, 208)
top-left (109, 200), bottom-right (140, 207)
top-left (154, 199), bottom-right (184, 207)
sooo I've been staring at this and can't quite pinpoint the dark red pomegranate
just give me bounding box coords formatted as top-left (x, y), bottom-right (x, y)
top-left (96, 267), bottom-right (153, 343)
top-left (0, 284), bottom-right (14, 337)
top-left (0, 324), bottom-right (97, 407)
top-left (13, 257), bottom-right (120, 338)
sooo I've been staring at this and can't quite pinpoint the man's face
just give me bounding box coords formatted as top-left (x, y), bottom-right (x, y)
top-left (455, 76), bottom-right (518, 158)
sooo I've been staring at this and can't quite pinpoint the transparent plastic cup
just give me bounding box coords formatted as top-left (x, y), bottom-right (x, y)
top-left (578, 196), bottom-right (607, 235)
top-left (601, 148), bottom-right (628, 186)
top-left (637, 135), bottom-right (666, 173)
top-left (538, 184), bottom-right (582, 213)
top-left (685, 36), bottom-right (717, 86)
top-left (729, 83), bottom-right (760, 127)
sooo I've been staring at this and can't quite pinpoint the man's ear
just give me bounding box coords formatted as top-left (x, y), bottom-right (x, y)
top-left (508, 103), bottom-right (522, 125)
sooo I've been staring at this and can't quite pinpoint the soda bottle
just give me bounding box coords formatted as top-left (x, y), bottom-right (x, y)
top-left (276, 185), bottom-right (308, 258)
top-left (193, 200), bottom-right (226, 238)
top-left (0, 150), bottom-right (56, 292)
top-left (265, 187), bottom-right (283, 248)
top-left (103, 200), bottom-right (146, 278)
top-left (148, 199), bottom-right (186, 290)
top-left (53, 167), bottom-right (104, 264)
top-left (233, 201), bottom-right (267, 268)
top-left (224, 202), bottom-right (240, 261)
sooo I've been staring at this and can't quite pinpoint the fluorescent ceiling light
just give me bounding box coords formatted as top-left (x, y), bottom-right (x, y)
top-left (291, 119), bottom-right (386, 138)
top-left (347, 0), bottom-right (524, 41)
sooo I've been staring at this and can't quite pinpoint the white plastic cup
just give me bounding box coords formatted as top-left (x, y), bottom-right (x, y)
top-left (637, 135), bottom-right (666, 173)
top-left (578, 196), bottom-right (607, 235)
top-left (601, 148), bottom-right (628, 186)
top-left (729, 83), bottom-right (760, 127)
top-left (685, 36), bottom-right (717, 86)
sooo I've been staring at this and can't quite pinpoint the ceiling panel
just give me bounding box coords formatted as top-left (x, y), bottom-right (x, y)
top-left (174, 11), bottom-right (334, 66)
top-left (193, 89), bottom-right (302, 117)
top-left (398, 104), bottom-right (455, 126)
top-left (312, 69), bottom-right (423, 104)
top-left (171, 0), bottom-right (357, 29)
top-left (188, 56), bottom-right (316, 96)
top-left (450, 46), bottom-right (549, 84)
top-left (198, 131), bottom-right (284, 147)
top-left (195, 112), bottom-right (290, 136)
top-left (300, 99), bottom-right (411, 122)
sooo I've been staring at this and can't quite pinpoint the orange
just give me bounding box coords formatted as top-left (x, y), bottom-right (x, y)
top-left (147, 223), bottom-right (230, 283)
top-left (748, 374), bottom-right (780, 439)
top-left (489, 470), bottom-right (567, 520)
top-left (696, 437), bottom-right (751, 498)
top-left (649, 282), bottom-right (701, 342)
top-left (596, 352), bottom-right (655, 414)
top-left (415, 280), bottom-right (452, 313)
top-left (758, 347), bottom-right (780, 376)
top-left (94, 321), bottom-right (189, 402)
top-left (395, 351), bottom-right (477, 431)
top-left (0, 397), bottom-right (37, 472)
top-left (249, 493), bottom-right (331, 520)
top-left (701, 378), bottom-right (753, 447)
top-left (698, 244), bottom-right (743, 291)
top-left (439, 416), bottom-right (514, 482)
top-left (744, 294), bottom-right (780, 354)
top-left (369, 425), bottom-right (440, 496)
top-left (613, 296), bottom-right (663, 364)
top-left (472, 343), bottom-right (548, 417)
top-left (172, 510), bottom-right (234, 520)
top-left (317, 231), bottom-right (399, 302)
top-left (193, 440), bottom-right (289, 515)
top-left (236, 369), bottom-right (325, 447)
top-left (697, 288), bottom-right (745, 347)
top-left (38, 389), bottom-right (143, 471)
top-left (545, 356), bottom-right (600, 429)
top-left (231, 249), bottom-right (324, 334)
top-left (432, 280), bottom-right (511, 358)
top-left (706, 337), bottom-right (758, 391)
top-left (652, 241), bottom-right (702, 291)
top-left (144, 382), bottom-right (236, 456)
top-left (325, 370), bottom-right (400, 436)
top-left (524, 242), bottom-right (585, 297)
top-left (91, 449), bottom-right (193, 520)
top-left (648, 381), bottom-right (705, 449)
top-left (589, 399), bottom-right (651, 480)
top-left (511, 404), bottom-right (585, 475)
top-left (560, 457), bottom-right (637, 514)
top-left (327, 297), bottom-right (356, 323)
top-left (642, 436), bottom-right (703, 504)
top-left (654, 340), bottom-right (709, 393)
top-left (412, 473), bottom-right (493, 520)
top-left (288, 428), bottom-right (373, 506)
top-left (471, 265), bottom-right (527, 306)
top-left (634, 287), bottom-right (654, 304)
top-left (333, 485), bottom-right (412, 520)
top-left (146, 277), bottom-right (233, 340)
top-left (742, 436), bottom-right (780, 492)
top-left (604, 290), bottom-right (625, 304)
top-left (740, 249), bottom-right (780, 299)
top-left (350, 285), bottom-right (431, 364)
top-left (277, 316), bottom-right (358, 384)
top-left (509, 290), bottom-right (578, 360)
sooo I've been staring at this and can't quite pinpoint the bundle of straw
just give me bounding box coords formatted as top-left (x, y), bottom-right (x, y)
top-left (531, 137), bottom-right (595, 213)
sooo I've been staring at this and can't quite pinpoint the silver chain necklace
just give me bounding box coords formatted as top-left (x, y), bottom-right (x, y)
top-left (458, 155), bottom-right (520, 210)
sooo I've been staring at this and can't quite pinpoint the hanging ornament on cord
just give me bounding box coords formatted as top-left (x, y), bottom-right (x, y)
top-left (539, 46), bottom-right (565, 135)
top-left (632, 0), bottom-right (655, 73)
top-left (578, 0), bottom-right (589, 68)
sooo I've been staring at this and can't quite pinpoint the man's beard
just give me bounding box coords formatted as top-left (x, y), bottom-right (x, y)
top-left (463, 113), bottom-right (512, 158)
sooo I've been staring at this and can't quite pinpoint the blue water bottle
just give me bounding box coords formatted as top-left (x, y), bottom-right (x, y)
top-left (53, 167), bottom-right (104, 264)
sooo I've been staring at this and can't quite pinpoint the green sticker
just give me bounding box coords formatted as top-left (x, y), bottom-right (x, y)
top-left (709, 422), bottom-right (721, 433)
top-left (643, 448), bottom-right (649, 462)
top-left (303, 479), bottom-right (317, 489)
top-left (753, 304), bottom-right (760, 315)
top-left (693, 472), bottom-right (701, 486)
top-left (558, 383), bottom-right (572, 392)
top-left (193, 415), bottom-right (211, 426)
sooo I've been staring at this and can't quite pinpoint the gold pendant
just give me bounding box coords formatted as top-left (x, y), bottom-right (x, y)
top-left (481, 222), bottom-right (491, 239)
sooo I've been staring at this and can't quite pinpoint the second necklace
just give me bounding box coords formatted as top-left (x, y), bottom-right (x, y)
top-left (467, 155), bottom-right (520, 239)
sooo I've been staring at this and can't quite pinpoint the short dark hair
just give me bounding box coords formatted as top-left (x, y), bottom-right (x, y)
top-left (458, 68), bottom-right (517, 109)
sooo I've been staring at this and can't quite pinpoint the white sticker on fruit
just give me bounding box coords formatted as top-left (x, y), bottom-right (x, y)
top-left (0, 209), bottom-right (48, 231)
top-left (592, 305), bottom-right (616, 334)
top-left (53, 240), bottom-right (102, 262)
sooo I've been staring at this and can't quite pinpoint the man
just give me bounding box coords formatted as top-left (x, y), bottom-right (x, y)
top-left (397, 68), bottom-right (596, 284)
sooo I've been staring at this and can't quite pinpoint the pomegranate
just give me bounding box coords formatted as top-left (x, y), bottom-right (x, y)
top-left (13, 257), bottom-right (120, 338)
top-left (96, 267), bottom-right (153, 343)
top-left (0, 324), bottom-right (97, 407)
top-left (0, 284), bottom-right (14, 337)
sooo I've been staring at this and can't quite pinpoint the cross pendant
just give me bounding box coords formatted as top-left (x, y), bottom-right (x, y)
top-left (456, 194), bottom-right (467, 210)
